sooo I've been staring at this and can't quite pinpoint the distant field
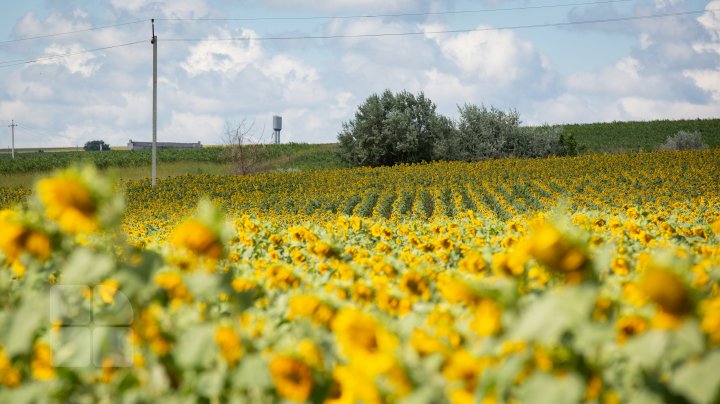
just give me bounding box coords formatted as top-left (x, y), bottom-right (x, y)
top-left (0, 161), bottom-right (233, 188)
top-left (0, 143), bottom-right (344, 187)
top-left (0, 146), bottom-right (83, 154)
top-left (562, 118), bottom-right (720, 152)
top-left (0, 119), bottom-right (717, 182)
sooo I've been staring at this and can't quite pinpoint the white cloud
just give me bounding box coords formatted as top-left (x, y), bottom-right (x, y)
top-left (683, 69), bottom-right (720, 102)
top-left (110, 0), bottom-right (149, 13)
top-left (36, 43), bottom-right (100, 77)
top-left (111, 0), bottom-right (210, 19)
top-left (422, 68), bottom-right (474, 112)
top-left (260, 0), bottom-right (439, 12)
top-left (1, 0), bottom-right (718, 149)
top-left (654, 0), bottom-right (682, 9)
top-left (161, 111), bottom-right (225, 143)
top-left (5, 71), bottom-right (53, 100)
top-left (618, 96), bottom-right (720, 120)
top-left (527, 92), bottom-right (720, 126)
top-left (639, 33), bottom-right (653, 50)
top-left (698, 1), bottom-right (720, 44)
top-left (181, 29), bottom-right (263, 77)
top-left (423, 23), bottom-right (546, 87)
top-left (12, 11), bottom-right (91, 39)
top-left (263, 55), bottom-right (317, 83)
top-left (61, 124), bottom-right (103, 147)
top-left (526, 94), bottom-right (626, 125)
top-left (566, 57), bottom-right (650, 97)
top-left (180, 28), bottom-right (325, 107)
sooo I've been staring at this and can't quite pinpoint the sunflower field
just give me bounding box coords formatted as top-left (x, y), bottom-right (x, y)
top-left (1, 149), bottom-right (719, 403)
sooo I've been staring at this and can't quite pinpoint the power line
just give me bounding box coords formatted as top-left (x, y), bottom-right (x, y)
top-left (156, 0), bottom-right (634, 22)
top-left (0, 40), bottom-right (147, 69)
top-left (0, 20), bottom-right (149, 45)
top-left (17, 124), bottom-right (76, 145)
top-left (0, 7), bottom-right (709, 70)
top-left (162, 8), bottom-right (711, 42)
top-left (17, 123), bottom-right (55, 138)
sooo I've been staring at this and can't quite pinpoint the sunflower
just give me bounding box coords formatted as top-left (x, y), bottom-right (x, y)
top-left (528, 223), bottom-right (589, 282)
top-left (269, 355), bottom-right (313, 402)
top-left (170, 219), bottom-right (223, 259)
top-left (699, 297), bottom-right (720, 345)
top-left (640, 269), bottom-right (692, 328)
top-left (31, 343), bottom-right (55, 381)
top-left (615, 315), bottom-right (648, 344)
top-left (214, 326), bottom-right (243, 367)
top-left (37, 174), bottom-right (98, 234)
top-left (0, 346), bottom-right (20, 388)
top-left (0, 211), bottom-right (51, 276)
top-left (331, 308), bottom-right (397, 376)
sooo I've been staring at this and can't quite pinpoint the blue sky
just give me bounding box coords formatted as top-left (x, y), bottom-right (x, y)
top-left (0, 0), bottom-right (718, 147)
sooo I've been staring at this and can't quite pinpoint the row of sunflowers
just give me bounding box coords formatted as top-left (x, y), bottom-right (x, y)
top-left (0, 149), bottom-right (719, 403)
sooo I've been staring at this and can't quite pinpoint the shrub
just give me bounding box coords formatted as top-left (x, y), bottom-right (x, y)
top-left (83, 140), bottom-right (111, 151)
top-left (222, 120), bottom-right (268, 175)
top-left (435, 105), bottom-right (576, 161)
top-left (337, 90), bottom-right (454, 167)
top-left (658, 130), bottom-right (708, 151)
top-left (438, 104), bottom-right (521, 161)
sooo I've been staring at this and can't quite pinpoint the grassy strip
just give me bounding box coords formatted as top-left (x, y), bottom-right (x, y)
top-left (0, 162), bottom-right (233, 188)
top-left (563, 118), bottom-right (720, 152)
top-left (0, 118), bottom-right (717, 175)
top-left (0, 143), bottom-right (343, 175)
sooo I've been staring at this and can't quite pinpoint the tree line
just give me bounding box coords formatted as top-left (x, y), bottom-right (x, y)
top-left (337, 89), bottom-right (578, 167)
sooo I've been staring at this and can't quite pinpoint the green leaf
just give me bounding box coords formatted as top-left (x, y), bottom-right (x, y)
top-left (511, 285), bottom-right (597, 344)
top-left (516, 372), bottom-right (584, 404)
top-left (4, 292), bottom-right (47, 356)
top-left (174, 325), bottom-right (216, 369)
top-left (572, 322), bottom-right (614, 361)
top-left (486, 354), bottom-right (527, 395)
top-left (60, 248), bottom-right (114, 285)
top-left (116, 250), bottom-right (164, 303)
top-left (623, 331), bottom-right (669, 370)
top-left (233, 354), bottom-right (271, 390)
top-left (197, 365), bottom-right (228, 398)
top-left (0, 381), bottom-right (46, 404)
top-left (665, 320), bottom-right (705, 366)
top-left (398, 386), bottom-right (443, 404)
top-left (184, 273), bottom-right (220, 300)
top-left (669, 350), bottom-right (720, 404)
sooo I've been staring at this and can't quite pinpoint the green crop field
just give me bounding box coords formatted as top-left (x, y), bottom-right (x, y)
top-left (0, 119), bottom-right (718, 185)
top-left (562, 118), bottom-right (720, 152)
top-left (1, 149), bottom-right (720, 402)
top-left (0, 144), bottom-right (344, 187)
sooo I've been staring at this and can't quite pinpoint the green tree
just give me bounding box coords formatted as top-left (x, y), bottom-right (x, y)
top-left (452, 104), bottom-right (521, 160)
top-left (435, 104), bottom-right (576, 160)
top-left (338, 90), bottom-right (453, 167)
top-left (83, 140), bottom-right (111, 152)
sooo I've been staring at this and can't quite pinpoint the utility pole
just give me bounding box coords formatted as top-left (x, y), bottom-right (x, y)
top-left (8, 120), bottom-right (16, 158)
top-left (151, 19), bottom-right (157, 187)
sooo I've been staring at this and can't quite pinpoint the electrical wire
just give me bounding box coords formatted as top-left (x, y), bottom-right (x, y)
top-left (0, 20), bottom-right (149, 45)
top-left (156, 0), bottom-right (634, 22)
top-left (0, 7), bottom-right (712, 69)
top-left (162, 8), bottom-right (711, 42)
top-left (18, 124), bottom-right (76, 143)
top-left (16, 124), bottom-right (47, 139)
top-left (0, 40), bottom-right (148, 68)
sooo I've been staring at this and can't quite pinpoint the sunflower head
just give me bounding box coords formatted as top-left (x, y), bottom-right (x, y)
top-left (33, 166), bottom-right (123, 234)
top-left (169, 199), bottom-right (233, 260)
top-left (269, 355), bottom-right (314, 402)
top-left (0, 209), bottom-right (53, 276)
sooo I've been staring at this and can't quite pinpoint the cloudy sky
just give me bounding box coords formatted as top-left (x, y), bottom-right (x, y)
top-left (0, 0), bottom-right (718, 148)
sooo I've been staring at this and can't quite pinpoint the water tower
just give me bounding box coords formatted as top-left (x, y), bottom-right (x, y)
top-left (273, 115), bottom-right (282, 145)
